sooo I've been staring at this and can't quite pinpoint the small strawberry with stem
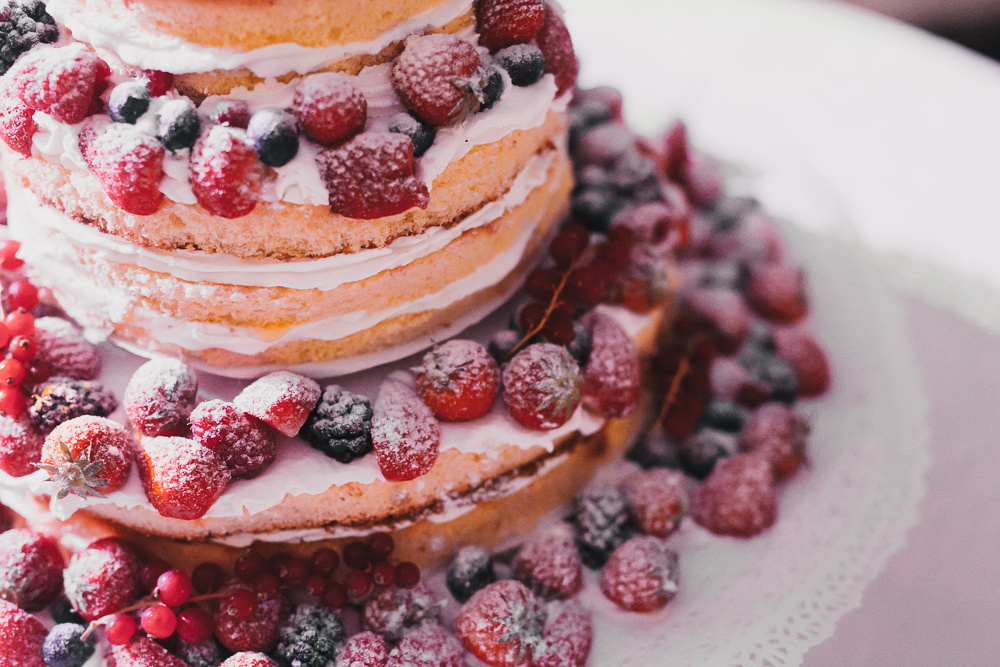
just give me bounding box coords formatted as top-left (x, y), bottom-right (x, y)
top-left (391, 34), bottom-right (487, 126)
top-left (454, 579), bottom-right (546, 667)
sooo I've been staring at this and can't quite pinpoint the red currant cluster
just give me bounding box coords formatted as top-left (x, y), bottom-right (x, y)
top-left (0, 240), bottom-right (45, 417)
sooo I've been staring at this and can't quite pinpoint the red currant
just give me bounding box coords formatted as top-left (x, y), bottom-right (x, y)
top-left (267, 553), bottom-right (291, 578)
top-left (541, 312), bottom-right (575, 346)
top-left (8, 336), bottom-right (36, 364)
top-left (0, 387), bottom-right (25, 417)
top-left (140, 559), bottom-right (171, 592)
top-left (310, 547), bottom-right (339, 576)
top-left (7, 280), bottom-right (38, 312)
top-left (0, 240), bottom-right (23, 270)
top-left (140, 604), bottom-right (177, 639)
top-left (252, 573), bottom-right (281, 600)
top-left (370, 561), bottom-right (395, 587)
top-left (394, 561), bottom-right (421, 588)
top-left (517, 302), bottom-right (547, 333)
top-left (223, 589), bottom-right (258, 621)
top-left (191, 562), bottom-right (224, 594)
top-left (345, 570), bottom-right (373, 603)
top-left (283, 558), bottom-right (310, 587)
top-left (367, 533), bottom-right (394, 561)
top-left (602, 226), bottom-right (635, 270)
top-left (566, 267), bottom-right (605, 303)
top-left (176, 606), bottom-right (215, 645)
top-left (235, 550), bottom-right (266, 582)
top-left (525, 268), bottom-right (561, 301)
top-left (5, 309), bottom-right (33, 337)
top-left (343, 541), bottom-right (371, 571)
top-left (549, 225), bottom-right (589, 269)
top-left (0, 358), bottom-right (25, 387)
top-left (23, 360), bottom-right (50, 386)
top-left (0, 322), bottom-right (10, 349)
top-left (320, 580), bottom-right (347, 610)
top-left (105, 613), bottom-right (137, 645)
top-left (156, 569), bottom-right (193, 607)
top-left (306, 575), bottom-right (327, 596)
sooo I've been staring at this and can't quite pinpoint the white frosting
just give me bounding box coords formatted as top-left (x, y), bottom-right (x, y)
top-left (44, 0), bottom-right (475, 77)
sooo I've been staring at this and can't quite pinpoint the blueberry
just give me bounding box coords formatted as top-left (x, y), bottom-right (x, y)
top-left (494, 44), bottom-right (546, 87)
top-left (567, 321), bottom-right (592, 367)
top-left (571, 186), bottom-right (625, 233)
top-left (479, 65), bottom-right (505, 110)
top-left (387, 112), bottom-right (436, 158)
top-left (156, 98), bottom-right (200, 152)
top-left (42, 624), bottom-right (94, 667)
top-left (107, 81), bottom-right (151, 124)
top-left (627, 432), bottom-right (682, 469)
top-left (701, 399), bottom-right (747, 433)
top-left (679, 428), bottom-right (735, 479)
top-left (487, 328), bottom-right (520, 365)
top-left (446, 546), bottom-right (496, 603)
top-left (49, 598), bottom-right (85, 626)
top-left (175, 638), bottom-right (226, 667)
top-left (246, 108), bottom-right (299, 167)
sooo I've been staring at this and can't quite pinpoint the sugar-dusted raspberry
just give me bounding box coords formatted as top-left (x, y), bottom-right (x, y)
top-left (745, 263), bottom-right (808, 324)
top-left (387, 623), bottom-right (466, 667)
top-left (335, 631), bottom-right (388, 667)
top-left (446, 546), bottom-right (496, 603)
top-left (363, 583), bottom-right (440, 642)
top-left (371, 371), bottom-right (440, 481)
top-left (29, 378), bottom-right (118, 433)
top-left (0, 529), bottom-right (64, 611)
top-left (738, 403), bottom-right (809, 481)
top-left (530, 607), bottom-right (593, 667)
top-left (318, 131), bottom-right (429, 219)
top-left (13, 43), bottom-right (105, 124)
top-left (293, 72), bottom-right (367, 146)
top-left (0, 599), bottom-right (47, 667)
top-left (39, 416), bottom-right (132, 498)
top-left (454, 579), bottom-right (545, 667)
top-left (619, 468), bottom-right (687, 538)
top-left (571, 487), bottom-right (631, 569)
top-left (301, 385), bottom-right (372, 463)
top-left (124, 358), bottom-right (198, 437)
top-left (772, 326), bottom-right (831, 397)
top-left (476, 0), bottom-right (544, 52)
top-left (535, 5), bottom-right (577, 95)
top-left (110, 635), bottom-right (188, 667)
top-left (233, 371), bottom-right (321, 438)
top-left (391, 34), bottom-right (486, 127)
top-left (416, 340), bottom-right (499, 422)
top-left (503, 343), bottom-right (582, 430)
top-left (693, 453), bottom-right (777, 537)
top-left (190, 124), bottom-right (267, 219)
top-left (190, 400), bottom-right (276, 479)
top-left (579, 311), bottom-right (640, 419)
top-left (600, 536), bottom-right (679, 612)
top-left (213, 580), bottom-right (287, 653)
top-left (0, 94), bottom-right (37, 156)
top-left (219, 653), bottom-right (278, 667)
top-left (79, 121), bottom-right (164, 215)
top-left (512, 532), bottom-right (583, 600)
top-left (63, 537), bottom-right (142, 621)
top-left (136, 436), bottom-right (231, 520)
top-left (273, 604), bottom-right (345, 667)
top-left (0, 412), bottom-right (43, 477)
top-left (33, 318), bottom-right (101, 381)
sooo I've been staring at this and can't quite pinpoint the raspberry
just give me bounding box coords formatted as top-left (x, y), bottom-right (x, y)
top-left (0, 599), bottom-right (47, 667)
top-left (293, 72), bottom-right (367, 146)
top-left (571, 487), bottom-right (631, 568)
top-left (600, 536), bottom-right (680, 612)
top-left (578, 311), bottom-right (640, 419)
top-left (190, 125), bottom-right (267, 219)
top-left (416, 340), bottom-right (499, 422)
top-left (78, 121), bottom-right (165, 215)
top-left (0, 412), bottom-right (43, 477)
top-left (535, 6), bottom-right (577, 95)
top-left (620, 468), bottom-right (687, 538)
top-left (387, 623), bottom-right (466, 667)
top-left (502, 343), bottom-right (582, 430)
top-left (301, 385), bottom-right (373, 463)
top-left (0, 529), bottom-right (64, 611)
top-left (476, 0), bottom-right (544, 52)
top-left (63, 537), bottom-right (142, 621)
top-left (219, 653), bottom-right (278, 667)
top-left (445, 546), bottom-right (496, 603)
top-left (512, 532), bottom-right (583, 600)
top-left (772, 327), bottom-right (831, 397)
top-left (190, 400), bottom-right (276, 479)
top-left (29, 378), bottom-right (118, 433)
top-left (693, 453), bottom-right (777, 537)
top-left (318, 131), bottom-right (429, 219)
top-left (110, 635), bottom-right (188, 667)
top-left (530, 607), bottom-right (593, 667)
top-left (233, 371), bottom-right (321, 438)
top-left (454, 579), bottom-right (545, 667)
top-left (124, 358), bottom-right (198, 437)
top-left (213, 580), bottom-right (287, 653)
top-left (0, 95), bottom-right (37, 156)
top-left (745, 263), bottom-right (808, 324)
top-left (38, 416), bottom-right (132, 498)
top-left (363, 583), bottom-right (440, 642)
top-left (272, 604), bottom-right (346, 667)
top-left (42, 622), bottom-right (96, 667)
top-left (391, 34), bottom-right (486, 127)
top-left (139, 69), bottom-right (174, 97)
top-left (335, 631), bottom-right (388, 667)
top-left (13, 43), bottom-right (104, 124)
top-left (371, 371), bottom-right (440, 481)
top-left (738, 403), bottom-right (809, 481)
top-left (136, 436), bottom-right (231, 520)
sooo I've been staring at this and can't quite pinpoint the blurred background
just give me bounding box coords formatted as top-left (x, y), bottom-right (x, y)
top-left (844, 0), bottom-right (1000, 59)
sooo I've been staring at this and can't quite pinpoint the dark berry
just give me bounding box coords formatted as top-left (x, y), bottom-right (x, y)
top-left (627, 432), bottom-right (682, 469)
top-left (571, 187), bottom-right (624, 232)
top-left (567, 321), bottom-right (592, 366)
top-left (679, 427), bottom-right (735, 480)
top-left (42, 623), bottom-right (94, 667)
top-left (487, 328), bottom-right (520, 364)
top-left (479, 65), bottom-right (505, 110)
top-left (28, 378), bottom-right (117, 432)
top-left (711, 195), bottom-right (758, 232)
top-left (192, 562), bottom-right (225, 594)
top-left (394, 562), bottom-right (420, 589)
top-left (107, 81), bottom-right (151, 124)
top-left (302, 385), bottom-right (373, 463)
top-left (446, 546), bottom-right (496, 603)
top-left (212, 100), bottom-right (251, 128)
top-left (175, 637), bottom-right (226, 667)
top-left (157, 98), bottom-right (201, 151)
top-left (701, 398), bottom-right (747, 432)
top-left (386, 112), bottom-right (435, 158)
top-left (494, 44), bottom-right (545, 87)
top-left (273, 604), bottom-right (345, 667)
top-left (0, 0), bottom-right (58, 77)
top-left (368, 533), bottom-right (394, 560)
top-left (247, 108), bottom-right (299, 167)
top-left (571, 487), bottom-right (631, 568)
top-left (740, 348), bottom-right (798, 404)
top-left (49, 598), bottom-right (85, 626)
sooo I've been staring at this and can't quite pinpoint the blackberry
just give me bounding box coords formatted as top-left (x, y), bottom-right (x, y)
top-left (445, 546), bottom-right (496, 603)
top-left (49, 597), bottom-right (85, 626)
top-left (107, 82), bottom-right (151, 124)
top-left (157, 98), bottom-right (201, 152)
top-left (247, 108), bottom-right (299, 167)
top-left (678, 428), bottom-right (735, 480)
top-left (175, 638), bottom-right (225, 667)
top-left (41, 623), bottom-right (94, 667)
top-left (387, 112), bottom-right (435, 158)
top-left (0, 0), bottom-right (58, 77)
top-left (29, 377), bottom-right (117, 432)
top-left (301, 385), bottom-right (373, 463)
top-left (701, 399), bottom-right (746, 433)
top-left (575, 163), bottom-right (610, 189)
top-left (711, 195), bottom-right (759, 232)
top-left (494, 44), bottom-right (545, 87)
top-left (487, 328), bottom-right (520, 364)
top-left (480, 64), bottom-right (505, 110)
top-left (271, 604), bottom-right (346, 667)
top-left (567, 321), bottom-right (591, 367)
top-left (571, 487), bottom-right (631, 569)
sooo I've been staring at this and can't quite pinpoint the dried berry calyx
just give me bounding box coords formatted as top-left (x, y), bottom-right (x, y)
top-left (36, 440), bottom-right (108, 499)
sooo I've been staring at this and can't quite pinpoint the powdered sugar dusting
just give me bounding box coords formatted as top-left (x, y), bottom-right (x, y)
top-left (335, 631), bottom-right (389, 667)
top-left (387, 622), bottom-right (466, 667)
top-left (599, 536), bottom-right (679, 613)
top-left (136, 436), bottom-right (231, 520)
top-left (580, 311), bottom-right (640, 419)
top-left (372, 371), bottom-right (440, 481)
top-left (692, 453), bottom-right (777, 537)
top-left (233, 371), bottom-right (321, 437)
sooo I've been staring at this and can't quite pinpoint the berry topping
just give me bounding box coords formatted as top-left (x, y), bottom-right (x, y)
top-left (0, 412), bottom-right (42, 477)
top-left (293, 72), bottom-right (367, 147)
top-left (502, 343), bottom-right (582, 430)
top-left (535, 5), bottom-right (577, 95)
top-left (49, 597), bottom-right (85, 626)
top-left (109, 635), bottom-right (188, 667)
top-left (693, 453), bottom-right (777, 537)
top-left (494, 44), bottom-right (546, 87)
top-left (363, 583), bottom-right (440, 642)
top-left (387, 623), bottom-right (466, 667)
top-left (571, 487), bottom-right (631, 568)
top-left (156, 98), bottom-right (201, 152)
top-left (33, 318), bottom-right (100, 381)
top-left (371, 371), bottom-right (440, 481)
top-left (416, 340), bottom-right (499, 422)
top-left (107, 81), bottom-right (150, 124)
top-left (394, 561), bottom-right (421, 589)
top-left (0, 95), bottom-right (37, 156)
top-left (13, 43), bottom-right (105, 124)
top-left (213, 581), bottom-right (286, 653)
top-left (219, 653), bottom-right (278, 667)
top-left (386, 112), bottom-right (435, 158)
top-left (136, 436), bottom-right (231, 520)
top-left (0, 0), bottom-right (58, 77)
top-left (772, 326), bottom-right (831, 397)
top-left (272, 604), bottom-right (345, 667)
top-left (620, 468), bottom-right (687, 538)
top-left (301, 385), bottom-right (373, 463)
top-left (599, 536), bottom-right (680, 612)
top-left (446, 546), bottom-right (496, 603)
top-left (141, 604), bottom-right (178, 639)
top-left (391, 34), bottom-right (487, 126)
top-left (190, 400), bottom-right (276, 479)
top-left (530, 607), bottom-right (593, 667)
top-left (213, 100), bottom-right (251, 129)
top-left (479, 64), bottom-right (505, 110)
top-left (678, 428), bottom-right (733, 480)
top-left (579, 311), bottom-right (641, 418)
top-left (190, 125), bottom-right (267, 219)
top-left (476, 0), bottom-right (544, 52)
top-left (124, 358), bottom-right (198, 437)
top-left (512, 531), bottom-right (583, 600)
top-left (738, 403), bottom-right (809, 481)
top-left (0, 529), bottom-right (64, 611)
top-left (42, 623), bottom-right (95, 667)
top-left (246, 108), bottom-right (299, 167)
top-left (745, 263), bottom-right (808, 324)
top-left (38, 415), bottom-right (131, 498)
top-left (233, 370), bottom-right (320, 438)
top-left (175, 637), bottom-right (226, 667)
top-left (319, 131), bottom-right (429, 219)
top-left (138, 69), bottom-right (173, 97)
top-left (63, 537), bottom-right (142, 621)
top-left (104, 613), bottom-right (137, 646)
top-left (29, 378), bottom-right (117, 433)
top-left (335, 631), bottom-right (388, 667)
top-left (454, 579), bottom-right (545, 667)
top-left (684, 287), bottom-right (751, 354)
top-left (157, 568), bottom-right (192, 606)
top-left (176, 606), bottom-right (216, 645)
top-left (0, 599), bottom-right (47, 667)
top-left (80, 121), bottom-right (165, 215)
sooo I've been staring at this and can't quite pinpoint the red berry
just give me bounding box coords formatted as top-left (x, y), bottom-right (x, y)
top-left (305, 575), bottom-right (326, 596)
top-left (579, 311), bottom-right (641, 418)
top-left (517, 301), bottom-right (547, 333)
top-left (745, 263), bottom-right (808, 324)
top-left (0, 529), bottom-right (64, 611)
top-left (372, 372), bottom-right (440, 481)
top-left (339, 631), bottom-right (389, 667)
top-left (367, 533), bottom-right (394, 561)
top-left (318, 131), bottom-right (429, 219)
top-left (7, 281), bottom-right (37, 312)
top-left (40, 416), bottom-right (133, 497)
top-left (370, 561), bottom-right (395, 587)
top-left (23, 361), bottom-right (51, 387)
top-left (416, 340), bottom-right (499, 421)
top-left (0, 413), bottom-right (42, 477)
top-left (136, 436), bottom-right (231, 520)
top-left (0, 358), bottom-right (25, 387)
top-left (110, 635), bottom-right (188, 667)
top-left (343, 541), bottom-right (371, 571)
top-left (81, 121), bottom-right (166, 215)
top-left (33, 318), bottom-right (101, 380)
top-left (535, 6), bottom-right (578, 95)
top-left (6, 309), bottom-right (34, 338)
top-left (684, 288), bottom-right (751, 355)
top-left (8, 336), bottom-right (36, 364)
top-left (14, 44), bottom-right (106, 124)
top-left (0, 599), bottom-right (47, 667)
top-left (738, 403), bottom-right (809, 481)
top-left (0, 95), bottom-right (37, 157)
top-left (387, 623), bottom-right (465, 667)
top-left (525, 268), bottom-right (561, 302)
top-left (235, 550), bottom-right (266, 582)
top-left (176, 606), bottom-right (215, 645)
top-left (223, 588), bottom-right (259, 622)
top-left (212, 100), bottom-right (251, 128)
top-left (141, 604), bottom-right (178, 639)
top-left (190, 125), bottom-right (267, 219)
top-left (0, 241), bottom-right (22, 271)
top-left (105, 613), bottom-right (138, 646)
top-left (565, 267), bottom-right (604, 304)
top-left (548, 226), bottom-right (588, 269)
top-left (252, 573), bottom-right (281, 600)
top-left (454, 579), bottom-right (545, 667)
top-left (345, 570), bottom-right (373, 604)
top-left (620, 468), bottom-right (687, 538)
top-left (662, 120), bottom-right (692, 189)
top-left (540, 311), bottom-right (575, 346)
top-left (124, 358), bottom-right (198, 437)
top-left (392, 34), bottom-right (487, 126)
top-left (141, 559), bottom-right (171, 592)
top-left (530, 607), bottom-right (593, 667)
top-left (192, 562), bottom-right (225, 594)
top-left (394, 562), bottom-right (420, 589)
top-left (503, 343), bottom-right (582, 430)
top-left (600, 536), bottom-right (680, 612)
top-left (190, 400), bottom-right (276, 479)
top-left (233, 371), bottom-right (320, 438)
top-left (310, 547), bottom-right (339, 576)
top-left (283, 558), bottom-right (309, 587)
top-left (773, 327), bottom-right (831, 397)
top-left (64, 537), bottom-right (143, 621)
top-left (293, 72), bottom-right (367, 146)
top-left (0, 388), bottom-right (25, 417)
top-left (214, 581), bottom-right (286, 653)
top-left (512, 532), bottom-right (583, 600)
top-left (363, 582), bottom-right (439, 641)
top-left (320, 580), bottom-right (347, 610)
top-left (693, 453), bottom-right (778, 537)
top-left (140, 70), bottom-right (174, 96)
top-left (157, 569), bottom-right (193, 606)
top-left (476, 0), bottom-right (544, 51)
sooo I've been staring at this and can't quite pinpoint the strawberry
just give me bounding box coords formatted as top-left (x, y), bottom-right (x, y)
top-left (0, 599), bottom-right (47, 667)
top-left (0, 412), bottom-right (43, 477)
top-left (33, 318), bottom-right (102, 381)
top-left (110, 635), bottom-right (188, 667)
top-left (391, 34), bottom-right (487, 127)
top-left (190, 125), bottom-right (267, 219)
top-left (745, 263), bottom-right (808, 324)
top-left (136, 436), bottom-right (231, 520)
top-left (38, 416), bottom-right (133, 498)
top-left (415, 340), bottom-right (499, 421)
top-left (738, 403), bottom-right (809, 481)
top-left (233, 371), bottom-right (320, 438)
top-left (535, 5), bottom-right (577, 95)
top-left (219, 653), bottom-right (278, 667)
top-left (213, 580), bottom-right (287, 653)
top-left (0, 94), bottom-right (37, 157)
top-left (502, 343), bottom-right (582, 430)
top-left (0, 529), bottom-right (64, 611)
top-left (293, 72), bottom-right (367, 147)
top-left (13, 44), bottom-right (107, 124)
top-left (530, 607), bottom-right (592, 667)
top-left (512, 532), bottom-right (583, 600)
top-left (338, 631), bottom-right (389, 667)
top-left (371, 371), bottom-right (440, 481)
top-left (476, 0), bottom-right (545, 52)
top-left (454, 579), bottom-right (545, 667)
top-left (579, 311), bottom-right (641, 419)
top-left (599, 536), bottom-right (679, 612)
top-left (772, 326), bottom-right (831, 397)
top-left (387, 623), bottom-right (466, 667)
top-left (124, 358), bottom-right (199, 437)
top-left (693, 453), bottom-right (777, 537)
top-left (318, 131), bottom-right (429, 219)
top-left (189, 400), bottom-right (276, 479)
top-left (80, 122), bottom-right (164, 216)
top-left (63, 537), bottom-right (142, 621)
top-left (619, 468), bottom-right (687, 538)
